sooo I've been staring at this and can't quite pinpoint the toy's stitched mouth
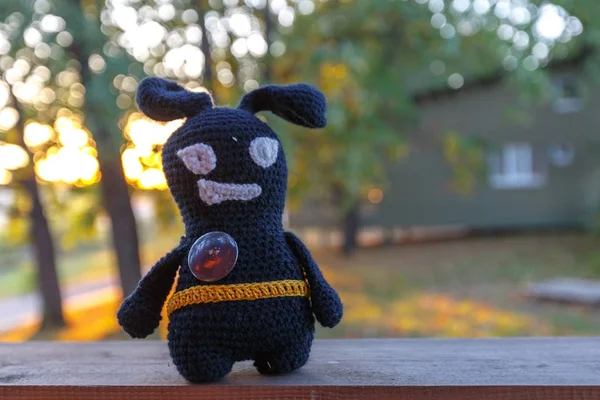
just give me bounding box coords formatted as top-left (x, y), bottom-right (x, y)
top-left (197, 179), bottom-right (262, 205)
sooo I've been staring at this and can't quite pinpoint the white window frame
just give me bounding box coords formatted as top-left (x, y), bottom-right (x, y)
top-left (489, 143), bottom-right (546, 189)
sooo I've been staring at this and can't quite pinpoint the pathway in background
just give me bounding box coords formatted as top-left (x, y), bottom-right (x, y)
top-left (0, 277), bottom-right (119, 333)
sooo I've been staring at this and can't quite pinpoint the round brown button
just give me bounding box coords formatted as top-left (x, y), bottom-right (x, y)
top-left (187, 232), bottom-right (238, 282)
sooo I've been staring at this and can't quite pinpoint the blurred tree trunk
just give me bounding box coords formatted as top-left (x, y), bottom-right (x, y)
top-left (68, 0), bottom-right (142, 296)
top-left (329, 0), bottom-right (360, 255)
top-left (22, 178), bottom-right (66, 329)
top-left (262, 0), bottom-right (273, 83)
top-left (341, 202), bottom-right (360, 255)
top-left (12, 95), bottom-right (65, 329)
top-left (333, 185), bottom-right (360, 256)
top-left (196, 0), bottom-right (216, 101)
top-left (95, 130), bottom-right (142, 296)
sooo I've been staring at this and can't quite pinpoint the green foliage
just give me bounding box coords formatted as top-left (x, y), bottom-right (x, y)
top-left (144, 189), bottom-right (183, 232)
top-left (1, 188), bottom-right (30, 245)
top-left (3, 0), bottom-right (600, 239)
top-left (53, 0), bottom-right (133, 154)
top-left (51, 190), bottom-right (103, 249)
top-left (0, 1), bottom-right (105, 250)
top-left (442, 131), bottom-right (487, 195)
top-left (269, 0), bottom-right (510, 210)
top-left (1, 1), bottom-right (80, 122)
top-left (272, 1), bottom-right (419, 212)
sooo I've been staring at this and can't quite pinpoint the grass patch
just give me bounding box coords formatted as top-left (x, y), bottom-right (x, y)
top-left (2, 233), bottom-right (600, 341)
top-left (0, 228), bottom-right (180, 301)
top-left (313, 233), bottom-right (600, 338)
top-left (0, 267), bottom-right (36, 300)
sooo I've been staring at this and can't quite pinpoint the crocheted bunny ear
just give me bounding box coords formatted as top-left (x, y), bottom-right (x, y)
top-left (136, 77), bottom-right (213, 122)
top-left (238, 84), bottom-right (327, 128)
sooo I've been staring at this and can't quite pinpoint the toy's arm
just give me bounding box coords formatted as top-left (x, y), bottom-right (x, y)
top-left (284, 231), bottom-right (343, 328)
top-left (117, 243), bottom-right (187, 338)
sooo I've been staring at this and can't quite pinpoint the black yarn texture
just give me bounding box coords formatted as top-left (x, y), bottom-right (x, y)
top-left (117, 77), bottom-right (343, 383)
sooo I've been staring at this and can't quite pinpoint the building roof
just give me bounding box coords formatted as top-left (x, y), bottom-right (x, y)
top-left (412, 45), bottom-right (593, 105)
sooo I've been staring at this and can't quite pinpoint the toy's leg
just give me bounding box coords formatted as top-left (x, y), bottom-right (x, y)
top-left (170, 345), bottom-right (234, 383)
top-left (254, 335), bottom-right (312, 375)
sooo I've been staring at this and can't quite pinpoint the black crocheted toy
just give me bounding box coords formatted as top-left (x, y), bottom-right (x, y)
top-left (117, 77), bottom-right (343, 383)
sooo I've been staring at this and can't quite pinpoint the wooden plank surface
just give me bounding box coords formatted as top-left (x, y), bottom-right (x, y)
top-left (1, 338), bottom-right (599, 399)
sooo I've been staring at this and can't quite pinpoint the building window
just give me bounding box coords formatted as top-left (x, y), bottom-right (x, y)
top-left (552, 75), bottom-right (582, 114)
top-left (488, 143), bottom-right (546, 189)
top-left (548, 143), bottom-right (575, 167)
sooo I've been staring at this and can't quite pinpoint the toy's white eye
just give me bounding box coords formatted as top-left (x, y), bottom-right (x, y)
top-left (249, 137), bottom-right (279, 168)
top-left (177, 143), bottom-right (216, 175)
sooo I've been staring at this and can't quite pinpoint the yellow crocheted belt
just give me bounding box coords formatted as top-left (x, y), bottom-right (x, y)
top-left (167, 280), bottom-right (309, 316)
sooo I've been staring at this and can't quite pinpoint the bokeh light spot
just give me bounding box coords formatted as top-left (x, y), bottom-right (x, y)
top-left (88, 54), bottom-right (107, 74)
top-left (448, 73), bottom-right (464, 89)
top-left (56, 31), bottom-right (74, 47)
top-left (0, 143), bottom-right (29, 170)
top-left (24, 122), bottom-right (53, 148)
top-left (0, 108), bottom-right (19, 131)
top-left (368, 188), bottom-right (384, 204)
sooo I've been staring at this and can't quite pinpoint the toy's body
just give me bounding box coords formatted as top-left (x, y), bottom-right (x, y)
top-left (117, 78), bottom-right (343, 383)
